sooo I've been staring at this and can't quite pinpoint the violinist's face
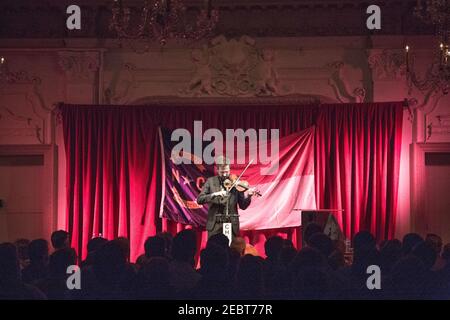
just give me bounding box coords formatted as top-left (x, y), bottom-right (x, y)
top-left (217, 165), bottom-right (230, 178)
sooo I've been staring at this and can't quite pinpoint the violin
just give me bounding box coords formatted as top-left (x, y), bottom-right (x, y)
top-left (222, 174), bottom-right (262, 197)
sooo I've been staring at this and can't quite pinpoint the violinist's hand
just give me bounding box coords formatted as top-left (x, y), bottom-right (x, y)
top-left (246, 188), bottom-right (256, 197)
top-left (211, 190), bottom-right (227, 198)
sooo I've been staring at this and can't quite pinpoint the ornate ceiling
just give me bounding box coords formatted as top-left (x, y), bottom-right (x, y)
top-left (0, 0), bottom-right (432, 39)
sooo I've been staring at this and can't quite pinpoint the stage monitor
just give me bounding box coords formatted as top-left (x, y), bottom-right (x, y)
top-left (301, 210), bottom-right (344, 247)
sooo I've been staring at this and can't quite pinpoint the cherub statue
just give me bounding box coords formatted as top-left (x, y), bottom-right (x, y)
top-left (184, 47), bottom-right (213, 96)
top-left (255, 49), bottom-right (280, 96)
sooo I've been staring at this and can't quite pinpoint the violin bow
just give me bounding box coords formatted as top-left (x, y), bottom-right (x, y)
top-left (228, 159), bottom-right (254, 192)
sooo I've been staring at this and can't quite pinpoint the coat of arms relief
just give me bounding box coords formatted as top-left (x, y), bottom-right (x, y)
top-left (180, 35), bottom-right (289, 97)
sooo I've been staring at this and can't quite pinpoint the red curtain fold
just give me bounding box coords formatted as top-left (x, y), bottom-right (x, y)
top-left (314, 103), bottom-right (404, 240)
top-left (60, 102), bottom-right (403, 261)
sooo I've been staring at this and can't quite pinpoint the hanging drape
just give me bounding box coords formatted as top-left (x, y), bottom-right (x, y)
top-left (60, 101), bottom-right (403, 261)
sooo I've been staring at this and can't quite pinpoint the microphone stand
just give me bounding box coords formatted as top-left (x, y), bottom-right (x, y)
top-left (224, 159), bottom-right (254, 217)
top-left (219, 159), bottom-right (253, 245)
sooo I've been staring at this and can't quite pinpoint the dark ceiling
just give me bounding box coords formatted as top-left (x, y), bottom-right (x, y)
top-left (0, 0), bottom-right (434, 39)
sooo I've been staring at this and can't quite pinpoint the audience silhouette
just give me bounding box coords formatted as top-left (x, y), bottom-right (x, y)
top-left (1, 228), bottom-right (450, 300)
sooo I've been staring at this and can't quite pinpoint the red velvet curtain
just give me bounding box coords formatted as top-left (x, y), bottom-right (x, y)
top-left (314, 103), bottom-right (404, 240)
top-left (60, 102), bottom-right (403, 261)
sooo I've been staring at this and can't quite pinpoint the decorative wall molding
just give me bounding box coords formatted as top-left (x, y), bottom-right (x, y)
top-left (0, 105), bottom-right (43, 143)
top-left (367, 49), bottom-right (406, 81)
top-left (57, 51), bottom-right (100, 81)
top-left (0, 70), bottom-right (41, 87)
top-left (411, 93), bottom-right (446, 143)
top-left (0, 127), bottom-right (38, 138)
top-left (179, 35), bottom-right (291, 97)
top-left (404, 50), bottom-right (449, 114)
top-left (427, 113), bottom-right (450, 140)
top-left (0, 67), bottom-right (51, 144)
top-left (104, 63), bottom-right (138, 104)
top-left (128, 94), bottom-right (337, 106)
top-left (327, 61), bottom-right (366, 103)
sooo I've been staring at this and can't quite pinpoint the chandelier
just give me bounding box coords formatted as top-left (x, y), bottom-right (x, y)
top-left (405, 0), bottom-right (450, 95)
top-left (109, 0), bottom-right (219, 50)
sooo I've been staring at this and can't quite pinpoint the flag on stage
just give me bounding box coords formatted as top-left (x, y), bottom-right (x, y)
top-left (159, 126), bottom-right (316, 230)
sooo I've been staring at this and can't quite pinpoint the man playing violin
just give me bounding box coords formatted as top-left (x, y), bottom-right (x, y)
top-left (197, 156), bottom-right (256, 240)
